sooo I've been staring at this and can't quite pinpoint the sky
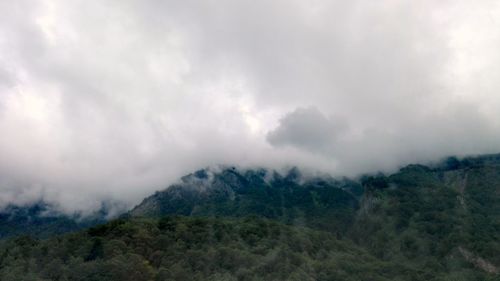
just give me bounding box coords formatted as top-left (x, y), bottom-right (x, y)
top-left (1, 0), bottom-right (500, 214)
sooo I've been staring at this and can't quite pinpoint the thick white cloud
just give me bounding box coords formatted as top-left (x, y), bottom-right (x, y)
top-left (0, 0), bottom-right (500, 213)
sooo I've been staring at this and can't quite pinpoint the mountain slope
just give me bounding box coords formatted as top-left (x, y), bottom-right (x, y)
top-left (130, 167), bottom-right (361, 234)
top-left (129, 155), bottom-right (500, 277)
top-left (0, 202), bottom-right (113, 239)
top-left (0, 154), bottom-right (498, 280)
top-left (351, 158), bottom-right (500, 268)
top-left (1, 216), bottom-right (486, 281)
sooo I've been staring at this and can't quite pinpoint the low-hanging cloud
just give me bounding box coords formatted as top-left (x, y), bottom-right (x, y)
top-left (1, 0), bottom-right (500, 214)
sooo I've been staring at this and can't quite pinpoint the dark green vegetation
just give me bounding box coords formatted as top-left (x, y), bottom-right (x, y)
top-left (0, 216), bottom-right (427, 281)
top-left (0, 154), bottom-right (499, 280)
top-left (0, 203), bottom-right (105, 239)
top-left (350, 161), bottom-right (500, 280)
top-left (130, 167), bottom-right (361, 235)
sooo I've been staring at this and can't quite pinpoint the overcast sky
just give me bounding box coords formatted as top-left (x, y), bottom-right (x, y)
top-left (1, 0), bottom-right (500, 213)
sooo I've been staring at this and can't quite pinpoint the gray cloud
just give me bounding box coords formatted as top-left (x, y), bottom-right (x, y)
top-left (267, 107), bottom-right (346, 152)
top-left (0, 0), bottom-right (500, 213)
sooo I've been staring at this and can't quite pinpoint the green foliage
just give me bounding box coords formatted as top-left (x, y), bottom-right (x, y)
top-left (351, 157), bottom-right (500, 279)
top-left (0, 216), bottom-right (414, 281)
top-left (130, 168), bottom-right (359, 235)
top-left (1, 154), bottom-right (499, 280)
top-left (0, 202), bottom-right (107, 239)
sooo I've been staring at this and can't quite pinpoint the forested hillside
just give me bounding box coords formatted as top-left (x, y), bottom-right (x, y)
top-left (351, 161), bottom-right (500, 277)
top-left (0, 203), bottom-right (107, 239)
top-left (0, 154), bottom-right (499, 280)
top-left (1, 216), bottom-right (496, 281)
top-left (130, 167), bottom-right (362, 235)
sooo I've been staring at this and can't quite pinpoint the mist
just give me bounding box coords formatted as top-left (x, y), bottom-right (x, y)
top-left (1, 0), bottom-right (500, 213)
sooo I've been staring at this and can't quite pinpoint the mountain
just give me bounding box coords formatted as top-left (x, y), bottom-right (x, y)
top-left (127, 155), bottom-right (500, 278)
top-left (130, 167), bottom-right (362, 234)
top-left (0, 154), bottom-right (498, 280)
top-left (351, 160), bottom-right (500, 276)
top-left (0, 202), bottom-right (115, 239)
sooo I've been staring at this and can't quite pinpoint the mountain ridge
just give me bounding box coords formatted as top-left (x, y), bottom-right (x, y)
top-left (0, 153), bottom-right (498, 280)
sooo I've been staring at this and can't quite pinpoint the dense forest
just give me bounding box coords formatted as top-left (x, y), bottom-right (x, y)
top-left (0, 154), bottom-right (499, 280)
top-left (0, 216), bottom-right (416, 280)
top-left (0, 203), bottom-right (107, 239)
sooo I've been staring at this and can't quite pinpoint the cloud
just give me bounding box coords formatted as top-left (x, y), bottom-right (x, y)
top-left (267, 107), bottom-right (346, 153)
top-left (0, 0), bottom-right (500, 213)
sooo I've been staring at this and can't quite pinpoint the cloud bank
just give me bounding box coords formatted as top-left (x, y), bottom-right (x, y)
top-left (1, 0), bottom-right (500, 213)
